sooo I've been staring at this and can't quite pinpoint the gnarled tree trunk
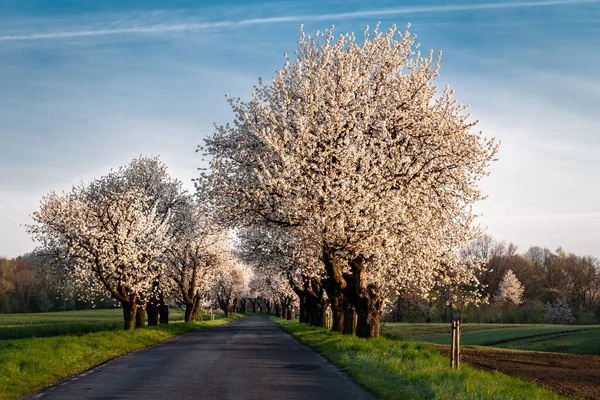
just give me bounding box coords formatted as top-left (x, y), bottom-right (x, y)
top-left (122, 301), bottom-right (138, 330)
top-left (184, 296), bottom-right (201, 322)
top-left (323, 247), bottom-right (383, 338)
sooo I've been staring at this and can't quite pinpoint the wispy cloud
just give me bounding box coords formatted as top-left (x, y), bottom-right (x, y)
top-left (1, 0), bottom-right (597, 42)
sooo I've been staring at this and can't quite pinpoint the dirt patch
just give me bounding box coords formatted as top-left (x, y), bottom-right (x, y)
top-left (442, 347), bottom-right (600, 399)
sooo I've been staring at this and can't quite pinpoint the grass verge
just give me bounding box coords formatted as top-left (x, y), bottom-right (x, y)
top-left (0, 316), bottom-right (238, 400)
top-left (273, 318), bottom-right (568, 400)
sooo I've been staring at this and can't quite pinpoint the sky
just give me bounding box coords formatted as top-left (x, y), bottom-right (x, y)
top-left (0, 0), bottom-right (599, 258)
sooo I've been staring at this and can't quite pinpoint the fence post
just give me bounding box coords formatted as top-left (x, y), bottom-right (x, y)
top-left (455, 320), bottom-right (461, 369)
top-left (450, 320), bottom-right (456, 368)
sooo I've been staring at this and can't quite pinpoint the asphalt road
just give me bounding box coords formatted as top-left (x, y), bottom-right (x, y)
top-left (24, 317), bottom-right (377, 400)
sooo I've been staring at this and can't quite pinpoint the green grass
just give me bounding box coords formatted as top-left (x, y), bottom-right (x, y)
top-left (0, 308), bottom-right (186, 340)
top-left (274, 318), bottom-right (568, 400)
top-left (382, 323), bottom-right (600, 355)
top-left (0, 315), bottom-right (238, 400)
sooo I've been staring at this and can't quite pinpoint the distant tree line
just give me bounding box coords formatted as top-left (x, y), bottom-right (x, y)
top-left (0, 254), bottom-right (116, 313)
top-left (388, 235), bottom-right (600, 324)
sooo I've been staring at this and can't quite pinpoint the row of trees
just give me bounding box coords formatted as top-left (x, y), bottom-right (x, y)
top-left (27, 24), bottom-right (501, 338)
top-left (27, 157), bottom-right (254, 329)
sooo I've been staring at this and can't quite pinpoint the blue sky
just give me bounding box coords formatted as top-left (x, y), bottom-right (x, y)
top-left (1, 0), bottom-right (599, 258)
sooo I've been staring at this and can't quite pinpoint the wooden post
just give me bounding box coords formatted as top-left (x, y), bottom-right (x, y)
top-left (455, 320), bottom-right (461, 369)
top-left (450, 321), bottom-right (456, 368)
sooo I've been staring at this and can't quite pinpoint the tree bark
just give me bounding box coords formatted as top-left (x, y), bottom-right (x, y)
top-left (184, 302), bottom-right (196, 322)
top-left (122, 301), bottom-right (137, 330)
top-left (319, 300), bottom-right (328, 327)
top-left (158, 304), bottom-right (169, 324)
top-left (146, 302), bottom-right (159, 326)
top-left (323, 279), bottom-right (344, 332)
top-left (355, 283), bottom-right (384, 338)
top-left (266, 299), bottom-right (272, 314)
top-left (297, 293), bottom-right (306, 323)
top-left (343, 306), bottom-right (357, 335)
top-left (135, 303), bottom-right (146, 328)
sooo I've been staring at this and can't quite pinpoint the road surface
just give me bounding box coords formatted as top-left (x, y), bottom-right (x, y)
top-left (23, 316), bottom-right (377, 400)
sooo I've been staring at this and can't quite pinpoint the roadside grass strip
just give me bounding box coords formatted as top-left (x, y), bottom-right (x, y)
top-left (274, 319), bottom-right (567, 400)
top-left (0, 316), bottom-right (237, 400)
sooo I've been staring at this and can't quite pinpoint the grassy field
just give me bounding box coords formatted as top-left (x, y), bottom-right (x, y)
top-left (0, 308), bottom-right (186, 340)
top-left (0, 314), bottom-right (238, 400)
top-left (274, 318), bottom-right (566, 400)
top-left (382, 323), bottom-right (600, 355)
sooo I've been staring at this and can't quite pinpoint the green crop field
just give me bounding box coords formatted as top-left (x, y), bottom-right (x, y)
top-left (382, 322), bottom-right (600, 355)
top-left (0, 308), bottom-right (186, 340)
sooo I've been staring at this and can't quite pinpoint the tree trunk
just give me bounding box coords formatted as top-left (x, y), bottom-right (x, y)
top-left (330, 296), bottom-right (345, 333)
top-left (258, 298), bottom-right (264, 313)
top-left (218, 297), bottom-right (230, 316)
top-left (343, 306), bottom-right (357, 335)
top-left (122, 301), bottom-right (137, 330)
top-left (146, 302), bottom-right (159, 326)
top-left (275, 302), bottom-right (282, 318)
top-left (297, 293), bottom-right (306, 323)
top-left (184, 302), bottom-right (196, 322)
top-left (135, 304), bottom-right (146, 328)
top-left (266, 299), bottom-right (272, 314)
top-left (355, 284), bottom-right (384, 338)
top-left (319, 300), bottom-right (328, 327)
top-left (159, 304), bottom-right (169, 324)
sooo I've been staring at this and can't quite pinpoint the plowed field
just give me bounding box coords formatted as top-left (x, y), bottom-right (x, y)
top-left (448, 348), bottom-right (600, 399)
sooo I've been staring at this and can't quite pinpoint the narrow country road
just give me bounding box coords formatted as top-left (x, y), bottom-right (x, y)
top-left (23, 317), bottom-right (377, 400)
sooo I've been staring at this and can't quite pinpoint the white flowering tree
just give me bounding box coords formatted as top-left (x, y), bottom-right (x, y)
top-left (236, 227), bottom-right (304, 319)
top-left (235, 225), bottom-right (330, 326)
top-left (210, 239), bottom-right (251, 316)
top-left (434, 259), bottom-right (488, 321)
top-left (200, 24), bottom-right (498, 338)
top-left (29, 182), bottom-right (170, 330)
top-left (28, 157), bottom-right (187, 329)
top-left (545, 298), bottom-right (575, 324)
top-left (495, 269), bottom-right (524, 306)
top-left (167, 201), bottom-right (227, 322)
top-left (117, 157), bottom-right (189, 325)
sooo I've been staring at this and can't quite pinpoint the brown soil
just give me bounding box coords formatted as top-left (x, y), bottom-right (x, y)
top-left (443, 348), bottom-right (600, 399)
